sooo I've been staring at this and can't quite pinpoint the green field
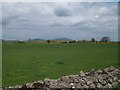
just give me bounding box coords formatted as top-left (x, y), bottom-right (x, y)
top-left (2, 43), bottom-right (118, 87)
top-left (0, 44), bottom-right (2, 88)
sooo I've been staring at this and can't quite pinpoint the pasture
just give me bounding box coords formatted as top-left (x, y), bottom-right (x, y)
top-left (0, 44), bottom-right (2, 87)
top-left (2, 43), bottom-right (118, 87)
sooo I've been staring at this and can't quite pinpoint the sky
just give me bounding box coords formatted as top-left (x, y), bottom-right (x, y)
top-left (1, 1), bottom-right (119, 41)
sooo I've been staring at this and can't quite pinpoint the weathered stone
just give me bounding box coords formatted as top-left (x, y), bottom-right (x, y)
top-left (108, 78), bottom-right (113, 84)
top-left (44, 78), bottom-right (50, 82)
top-left (60, 76), bottom-right (70, 83)
top-left (91, 77), bottom-right (98, 83)
top-left (26, 83), bottom-right (33, 88)
top-left (97, 70), bottom-right (103, 74)
top-left (102, 74), bottom-right (109, 80)
top-left (113, 77), bottom-right (118, 82)
top-left (73, 78), bottom-right (79, 83)
top-left (44, 78), bottom-right (52, 86)
top-left (109, 66), bottom-right (116, 71)
top-left (50, 84), bottom-right (63, 89)
top-left (70, 83), bottom-right (74, 86)
top-left (79, 79), bottom-right (85, 86)
top-left (91, 68), bottom-right (95, 72)
top-left (108, 73), bottom-right (113, 77)
top-left (103, 67), bottom-right (110, 73)
top-left (86, 81), bottom-right (92, 85)
top-left (33, 82), bottom-right (44, 88)
top-left (70, 82), bottom-right (75, 89)
top-left (108, 83), bottom-right (112, 88)
top-left (60, 82), bottom-right (71, 88)
top-left (98, 76), bottom-right (107, 85)
top-left (82, 84), bottom-right (89, 88)
top-left (104, 84), bottom-right (109, 88)
top-left (79, 71), bottom-right (86, 77)
top-left (37, 80), bottom-right (44, 84)
top-left (14, 85), bottom-right (22, 88)
top-left (71, 86), bottom-right (75, 89)
top-left (112, 82), bottom-right (118, 87)
top-left (8, 86), bottom-right (14, 88)
top-left (97, 83), bottom-right (103, 88)
top-left (21, 85), bottom-right (27, 88)
top-left (117, 79), bottom-right (120, 83)
top-left (75, 83), bottom-right (82, 88)
top-left (89, 83), bottom-right (96, 88)
top-left (85, 72), bottom-right (89, 75)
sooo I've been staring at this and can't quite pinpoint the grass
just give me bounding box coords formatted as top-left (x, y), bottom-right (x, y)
top-left (0, 44), bottom-right (2, 88)
top-left (2, 43), bottom-right (118, 87)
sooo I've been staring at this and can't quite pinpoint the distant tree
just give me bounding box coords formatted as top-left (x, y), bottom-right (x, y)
top-left (91, 38), bottom-right (96, 42)
top-left (81, 40), bottom-right (88, 43)
top-left (100, 36), bottom-right (111, 42)
top-left (47, 40), bottom-right (51, 43)
top-left (18, 41), bottom-right (24, 43)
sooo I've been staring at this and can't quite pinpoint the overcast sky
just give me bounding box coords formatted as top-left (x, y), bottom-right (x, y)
top-left (2, 2), bottom-right (118, 41)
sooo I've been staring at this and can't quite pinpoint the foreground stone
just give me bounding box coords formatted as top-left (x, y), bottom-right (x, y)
top-left (2, 66), bottom-right (120, 89)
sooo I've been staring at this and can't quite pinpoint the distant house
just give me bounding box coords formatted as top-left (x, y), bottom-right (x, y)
top-left (100, 36), bottom-right (111, 42)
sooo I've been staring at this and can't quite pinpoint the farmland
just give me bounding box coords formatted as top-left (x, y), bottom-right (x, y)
top-left (0, 44), bottom-right (2, 88)
top-left (2, 43), bottom-right (118, 87)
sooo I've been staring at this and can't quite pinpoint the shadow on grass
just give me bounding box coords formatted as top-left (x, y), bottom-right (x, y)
top-left (55, 60), bottom-right (65, 65)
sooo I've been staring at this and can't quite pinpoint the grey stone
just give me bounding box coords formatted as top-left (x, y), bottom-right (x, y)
top-left (89, 83), bottom-right (96, 88)
top-left (108, 78), bottom-right (113, 84)
top-left (112, 82), bottom-right (118, 87)
top-left (44, 78), bottom-right (50, 82)
top-left (60, 76), bottom-right (70, 83)
top-left (117, 79), bottom-right (120, 83)
top-left (91, 68), bottom-right (95, 72)
top-left (91, 77), bottom-right (98, 83)
top-left (75, 83), bottom-right (82, 88)
top-left (14, 85), bottom-right (22, 88)
top-left (60, 82), bottom-right (71, 88)
top-left (98, 76), bottom-right (107, 85)
top-left (97, 83), bottom-right (103, 88)
top-left (8, 86), bottom-right (14, 88)
top-left (50, 84), bottom-right (63, 89)
top-left (79, 79), bottom-right (85, 86)
top-left (86, 81), bottom-right (92, 85)
top-left (108, 83), bottom-right (112, 88)
top-left (113, 77), bottom-right (118, 82)
top-left (82, 84), bottom-right (89, 88)
top-left (21, 85), bottom-right (27, 88)
top-left (103, 67), bottom-right (110, 73)
top-left (97, 70), bottom-right (103, 74)
top-left (79, 71), bottom-right (86, 77)
top-left (108, 73), bottom-right (113, 77)
top-left (70, 83), bottom-right (74, 86)
top-left (104, 84), bottom-right (109, 88)
top-left (33, 82), bottom-right (44, 88)
top-left (26, 83), bottom-right (33, 88)
top-left (102, 74), bottom-right (109, 80)
top-left (109, 66), bottom-right (116, 71)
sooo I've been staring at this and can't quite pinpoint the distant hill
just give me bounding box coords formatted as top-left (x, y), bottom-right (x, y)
top-left (0, 39), bottom-right (2, 42)
top-left (31, 38), bottom-right (45, 41)
top-left (54, 38), bottom-right (72, 41)
top-left (2, 39), bottom-right (19, 42)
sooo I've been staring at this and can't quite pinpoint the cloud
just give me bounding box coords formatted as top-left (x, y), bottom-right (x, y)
top-left (54, 5), bottom-right (73, 17)
top-left (2, 2), bottom-right (118, 41)
top-left (1, 0), bottom-right (119, 2)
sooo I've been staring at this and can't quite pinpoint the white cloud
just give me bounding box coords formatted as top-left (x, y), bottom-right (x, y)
top-left (1, 0), bottom-right (119, 2)
top-left (2, 2), bottom-right (118, 41)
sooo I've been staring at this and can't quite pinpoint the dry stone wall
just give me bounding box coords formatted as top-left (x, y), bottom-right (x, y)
top-left (2, 66), bottom-right (120, 90)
